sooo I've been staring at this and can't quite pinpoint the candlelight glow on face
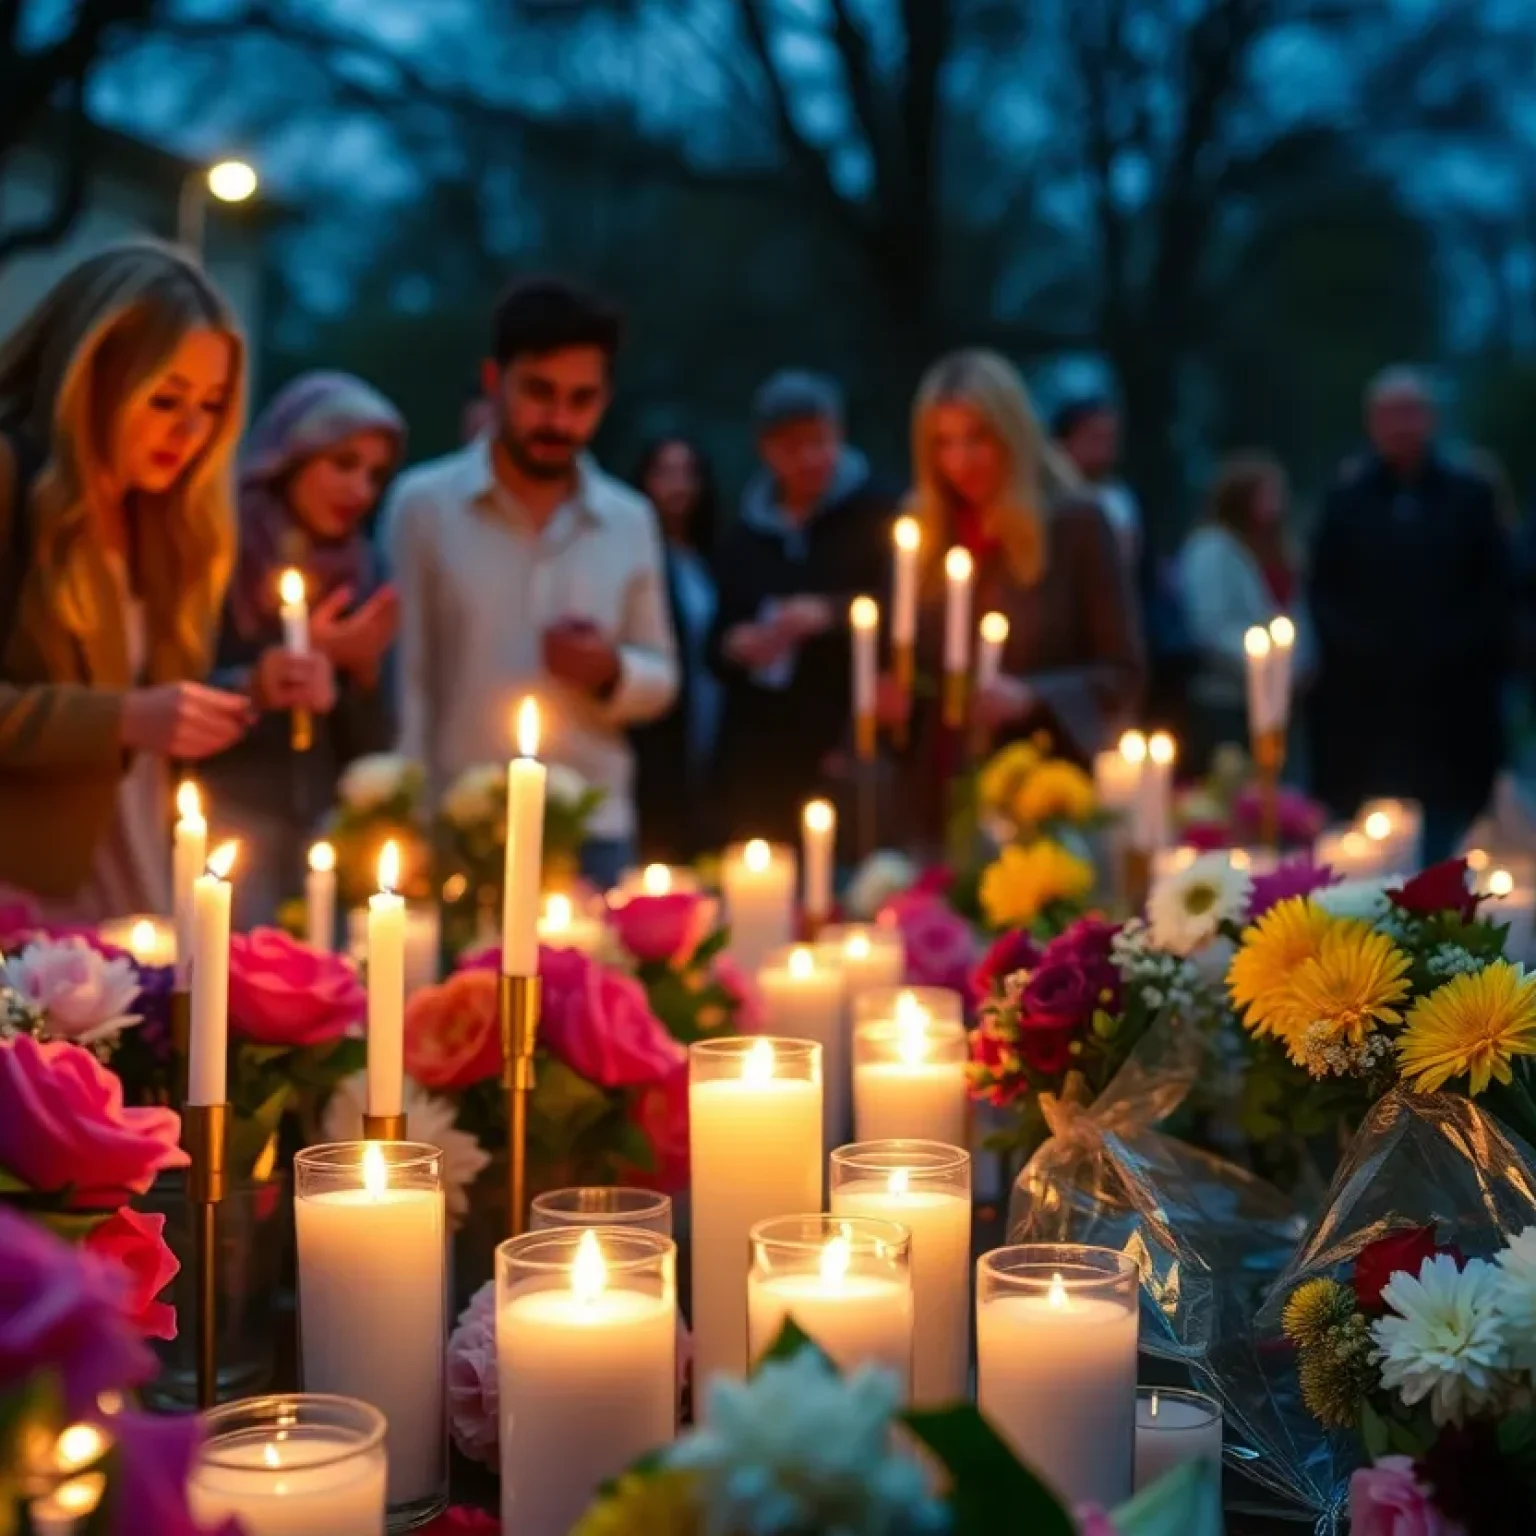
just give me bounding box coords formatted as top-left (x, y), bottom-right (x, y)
top-left (742, 1038), bottom-right (775, 1085)
top-left (850, 595), bottom-right (879, 631)
top-left (278, 567), bottom-right (306, 607)
top-left (176, 779), bottom-right (204, 827)
top-left (377, 839), bottom-right (400, 893)
top-left (744, 838), bottom-right (771, 873)
top-left (516, 697), bottom-right (541, 758)
top-left (309, 840), bottom-right (336, 874)
top-left (206, 841), bottom-right (238, 881)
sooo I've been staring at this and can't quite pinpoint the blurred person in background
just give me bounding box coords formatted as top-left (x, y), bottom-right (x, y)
top-left (711, 369), bottom-right (896, 843)
top-left (385, 277), bottom-right (676, 888)
top-left (0, 243), bottom-right (326, 917)
top-left (1051, 395), bottom-right (1141, 571)
top-left (205, 372), bottom-right (404, 925)
top-left (888, 351), bottom-right (1143, 834)
top-left (1179, 452), bottom-right (1304, 773)
top-left (1308, 367), bottom-right (1510, 860)
top-left (629, 436), bottom-right (721, 861)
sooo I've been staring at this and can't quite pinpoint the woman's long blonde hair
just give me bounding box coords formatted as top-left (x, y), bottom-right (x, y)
top-left (0, 241), bottom-right (245, 671)
top-left (909, 348), bottom-right (1080, 587)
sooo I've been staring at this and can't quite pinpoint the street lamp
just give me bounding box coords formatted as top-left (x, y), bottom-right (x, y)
top-left (177, 159), bottom-right (258, 259)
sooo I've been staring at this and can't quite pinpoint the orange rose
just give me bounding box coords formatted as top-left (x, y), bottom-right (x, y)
top-left (404, 970), bottom-right (501, 1090)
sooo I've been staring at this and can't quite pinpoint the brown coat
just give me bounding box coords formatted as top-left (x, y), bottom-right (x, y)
top-left (0, 437), bottom-right (151, 897)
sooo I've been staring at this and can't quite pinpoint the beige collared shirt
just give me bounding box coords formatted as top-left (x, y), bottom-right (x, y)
top-left (382, 439), bottom-right (678, 839)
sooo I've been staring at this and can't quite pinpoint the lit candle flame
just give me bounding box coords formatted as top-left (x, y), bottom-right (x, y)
top-left (788, 945), bottom-right (814, 980)
top-left (516, 697), bottom-right (540, 758)
top-left (129, 919), bottom-right (157, 959)
top-left (48, 1476), bottom-right (105, 1517)
top-left (377, 839), bottom-right (400, 894)
top-left (944, 546), bottom-right (973, 584)
top-left (1148, 731), bottom-right (1175, 767)
top-left (888, 1167), bottom-right (910, 1198)
top-left (263, 1442), bottom-right (281, 1469)
top-left (744, 838), bottom-right (771, 873)
top-left (894, 515), bottom-right (920, 553)
top-left (206, 841), bottom-right (238, 881)
top-left (1491, 868), bottom-right (1515, 898)
top-left (309, 841), bottom-right (335, 875)
top-left (544, 893), bottom-right (573, 931)
top-left (55, 1423), bottom-right (106, 1473)
top-left (742, 1038), bottom-right (774, 1085)
top-left (1047, 1272), bottom-right (1069, 1310)
top-left (850, 595), bottom-right (879, 631)
top-left (362, 1142), bottom-right (387, 1199)
top-left (572, 1228), bottom-right (607, 1303)
top-left (1468, 848), bottom-right (1490, 872)
top-left (895, 992), bottom-right (929, 1066)
top-left (820, 1233), bottom-right (851, 1286)
top-left (845, 932), bottom-right (871, 961)
top-left (642, 863), bottom-right (671, 895)
top-left (803, 799), bottom-right (834, 835)
top-left (1269, 614), bottom-right (1295, 649)
top-left (278, 567), bottom-right (306, 607)
top-left (1363, 811), bottom-right (1391, 841)
top-left (1119, 730), bottom-right (1147, 766)
top-left (979, 611), bottom-right (1009, 645)
top-left (1243, 626), bottom-right (1271, 659)
top-left (176, 779), bottom-right (204, 826)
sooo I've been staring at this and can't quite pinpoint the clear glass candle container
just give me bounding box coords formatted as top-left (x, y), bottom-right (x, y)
top-left (188, 1394), bottom-right (388, 1536)
top-left (497, 1227), bottom-right (677, 1536)
top-left (747, 1214), bottom-right (914, 1394)
top-left (814, 923), bottom-right (906, 994)
top-left (1134, 1386), bottom-right (1223, 1491)
top-left (829, 1141), bottom-right (971, 1405)
top-left (851, 992), bottom-right (969, 1149)
top-left (977, 1244), bottom-right (1139, 1508)
top-left (293, 1142), bottom-right (447, 1530)
top-left (530, 1187), bottom-right (673, 1236)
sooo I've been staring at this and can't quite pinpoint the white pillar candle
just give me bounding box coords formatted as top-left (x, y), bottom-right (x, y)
top-left (172, 780), bottom-right (207, 986)
top-left (1094, 747), bottom-right (1140, 818)
top-left (278, 567), bottom-right (310, 656)
top-left (977, 1245), bottom-right (1139, 1508)
top-left (747, 1216), bottom-right (913, 1396)
top-left (366, 842), bottom-right (405, 1121)
top-left (1243, 626), bottom-right (1275, 741)
top-left (689, 1038), bottom-right (822, 1399)
top-left (306, 841), bottom-right (337, 954)
top-left (402, 903), bottom-right (440, 995)
top-left (759, 944), bottom-right (846, 1153)
top-left (1135, 1388), bottom-right (1223, 1492)
top-left (1357, 798), bottom-right (1422, 874)
top-left (1268, 614), bottom-right (1295, 729)
top-left (498, 1228), bottom-right (676, 1536)
top-left (188, 841), bottom-right (237, 1107)
top-left (801, 801), bottom-right (836, 925)
top-left (976, 611), bottom-right (1009, 693)
top-left (815, 924), bottom-right (906, 999)
top-left (188, 1395), bottom-right (388, 1536)
top-left (294, 1142), bottom-right (447, 1516)
top-left (852, 991), bottom-right (968, 1149)
top-left (98, 914), bottom-right (176, 968)
top-left (943, 547), bottom-right (973, 677)
top-left (830, 1143), bottom-right (971, 1406)
top-left (721, 839), bottom-right (796, 976)
top-left (537, 892), bottom-right (605, 955)
top-left (891, 516), bottom-right (920, 651)
top-left (502, 698), bottom-right (547, 978)
top-left (850, 596), bottom-right (879, 757)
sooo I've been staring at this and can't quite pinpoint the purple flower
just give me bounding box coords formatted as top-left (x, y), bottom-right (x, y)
top-left (107, 1408), bottom-right (244, 1536)
top-left (877, 892), bottom-right (978, 995)
top-left (130, 962), bottom-right (176, 1064)
top-left (1247, 859), bottom-right (1339, 921)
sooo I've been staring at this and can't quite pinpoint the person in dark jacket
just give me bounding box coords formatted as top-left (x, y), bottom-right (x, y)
top-left (711, 371), bottom-right (897, 844)
top-left (1308, 368), bottom-right (1510, 862)
top-left (630, 436), bottom-right (721, 861)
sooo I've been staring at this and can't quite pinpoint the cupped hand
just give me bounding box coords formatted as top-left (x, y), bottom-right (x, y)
top-left (120, 682), bottom-right (254, 759)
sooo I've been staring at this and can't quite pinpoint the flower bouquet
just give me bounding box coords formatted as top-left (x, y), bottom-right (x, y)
top-left (326, 752), bottom-right (431, 906)
top-left (1177, 743), bottom-right (1326, 853)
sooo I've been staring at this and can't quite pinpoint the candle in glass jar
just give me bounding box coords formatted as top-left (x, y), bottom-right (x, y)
top-left (852, 991), bottom-right (968, 1148)
top-left (759, 944), bottom-right (846, 1152)
top-left (502, 699), bottom-right (546, 978)
top-left (188, 841), bottom-right (237, 1106)
top-left (498, 1228), bottom-right (676, 1536)
top-left (1135, 1388), bottom-right (1223, 1491)
top-left (367, 842), bottom-right (405, 1121)
top-left (172, 780), bottom-right (206, 984)
top-left (307, 841), bottom-right (337, 954)
top-left (801, 801), bottom-right (836, 926)
top-left (98, 914), bottom-right (176, 968)
top-left (538, 892), bottom-right (605, 955)
top-left (943, 547), bottom-right (973, 676)
top-left (721, 839), bottom-right (796, 976)
top-left (689, 1038), bottom-right (821, 1398)
top-left (815, 924), bottom-right (906, 999)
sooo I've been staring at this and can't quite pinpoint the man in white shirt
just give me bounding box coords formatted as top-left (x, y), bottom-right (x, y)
top-left (382, 278), bottom-right (678, 886)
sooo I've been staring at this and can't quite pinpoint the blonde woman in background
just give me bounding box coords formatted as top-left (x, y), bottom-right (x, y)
top-left (0, 242), bottom-right (332, 916)
top-left (884, 350), bottom-right (1143, 820)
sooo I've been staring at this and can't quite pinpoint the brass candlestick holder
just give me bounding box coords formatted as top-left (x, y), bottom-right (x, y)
top-left (1254, 727), bottom-right (1286, 850)
top-left (183, 1101), bottom-right (229, 1411)
top-left (891, 642), bottom-right (914, 750)
top-left (291, 707), bottom-right (313, 753)
top-left (169, 988), bottom-right (191, 1108)
top-left (499, 971), bottom-right (542, 1237)
top-left (942, 670), bottom-right (968, 733)
top-left (363, 1112), bottom-right (408, 1140)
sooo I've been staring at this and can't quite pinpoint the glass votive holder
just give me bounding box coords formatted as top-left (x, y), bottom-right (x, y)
top-left (293, 1142), bottom-right (447, 1529)
top-left (747, 1214), bottom-right (914, 1394)
top-left (1134, 1386), bottom-right (1223, 1491)
top-left (188, 1393), bottom-right (388, 1536)
top-left (814, 923), bottom-right (906, 994)
top-left (534, 891), bottom-right (607, 955)
top-left (851, 999), bottom-right (968, 1149)
top-left (829, 1141), bottom-right (971, 1406)
top-left (530, 1187), bottom-right (673, 1236)
top-left (758, 944), bottom-right (847, 1147)
top-left (976, 1243), bottom-right (1139, 1508)
top-left (497, 1227), bottom-right (677, 1536)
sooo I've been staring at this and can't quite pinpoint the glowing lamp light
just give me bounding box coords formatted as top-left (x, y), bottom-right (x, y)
top-left (1363, 811), bottom-right (1392, 842)
top-left (788, 945), bottom-right (815, 980)
top-left (1148, 731), bottom-right (1176, 767)
top-left (516, 697), bottom-right (541, 759)
top-left (804, 799), bottom-right (834, 835)
top-left (309, 840), bottom-right (336, 875)
top-left (1491, 868), bottom-right (1516, 899)
top-left (129, 920), bottom-right (158, 959)
top-left (845, 932), bottom-right (871, 962)
top-left (55, 1424), bottom-right (106, 1474)
top-left (206, 841), bottom-right (238, 881)
top-left (206, 159), bottom-right (258, 203)
top-left (543, 893), bottom-right (573, 932)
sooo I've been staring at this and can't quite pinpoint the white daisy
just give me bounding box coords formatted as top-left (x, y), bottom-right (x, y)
top-left (319, 1071), bottom-right (491, 1227)
top-left (1146, 853), bottom-right (1252, 957)
top-left (1371, 1254), bottom-right (1513, 1425)
top-left (1495, 1225), bottom-right (1536, 1370)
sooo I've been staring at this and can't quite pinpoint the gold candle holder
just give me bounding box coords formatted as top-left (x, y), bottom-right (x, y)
top-left (1253, 726), bottom-right (1286, 850)
top-left (169, 988), bottom-right (191, 1108)
top-left (499, 971), bottom-right (542, 1237)
top-left (291, 707), bottom-right (313, 753)
top-left (942, 670), bottom-right (968, 732)
top-left (363, 1112), bottom-right (408, 1140)
top-left (892, 642), bottom-right (914, 750)
top-left (182, 1101), bottom-right (230, 1411)
top-left (1123, 847), bottom-right (1152, 913)
top-left (855, 710), bottom-right (877, 764)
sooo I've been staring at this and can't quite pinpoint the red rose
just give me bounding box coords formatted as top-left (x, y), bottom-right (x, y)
top-left (85, 1208), bottom-right (180, 1340)
top-left (1354, 1226), bottom-right (1461, 1312)
top-left (228, 928), bottom-right (365, 1047)
top-left (405, 970), bottom-right (502, 1091)
top-left (539, 946), bottom-right (685, 1089)
top-left (607, 892), bottom-right (710, 965)
top-left (1387, 861), bottom-right (1479, 925)
top-left (970, 930), bottom-right (1043, 1006)
top-left (624, 1065), bottom-right (689, 1192)
top-left (1015, 1021), bottom-right (1076, 1075)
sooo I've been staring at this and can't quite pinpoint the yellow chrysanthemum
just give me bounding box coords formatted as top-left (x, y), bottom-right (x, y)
top-left (572, 1470), bottom-right (701, 1536)
top-left (1013, 760), bottom-right (1097, 828)
top-left (1282, 1278), bottom-right (1356, 1348)
top-left (1226, 896), bottom-right (1335, 1040)
top-left (979, 840), bottom-right (1095, 929)
top-left (1397, 960), bottom-right (1536, 1096)
top-left (977, 741), bottom-right (1041, 814)
top-left (1275, 921), bottom-right (1411, 1066)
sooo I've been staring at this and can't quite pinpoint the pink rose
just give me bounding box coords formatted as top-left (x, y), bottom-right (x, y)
top-left (0, 1036), bottom-right (186, 1205)
top-left (107, 1407), bottom-right (243, 1536)
top-left (539, 945), bottom-right (686, 1088)
top-left (446, 1281), bottom-right (499, 1468)
top-left (457, 942), bottom-right (498, 974)
top-left (405, 970), bottom-right (502, 1090)
top-left (0, 1205), bottom-right (154, 1414)
top-left (878, 891), bottom-right (979, 996)
top-left (711, 953), bottom-right (765, 1032)
top-left (1350, 1458), bottom-right (1462, 1536)
top-left (607, 892), bottom-right (709, 965)
top-left (85, 1208), bottom-right (180, 1340)
top-left (229, 927), bottom-right (365, 1047)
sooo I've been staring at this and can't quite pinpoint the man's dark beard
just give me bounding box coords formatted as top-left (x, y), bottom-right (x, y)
top-left (500, 426), bottom-right (582, 482)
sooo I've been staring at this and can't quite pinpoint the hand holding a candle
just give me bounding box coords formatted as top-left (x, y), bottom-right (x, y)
top-left (250, 646), bottom-right (336, 715)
